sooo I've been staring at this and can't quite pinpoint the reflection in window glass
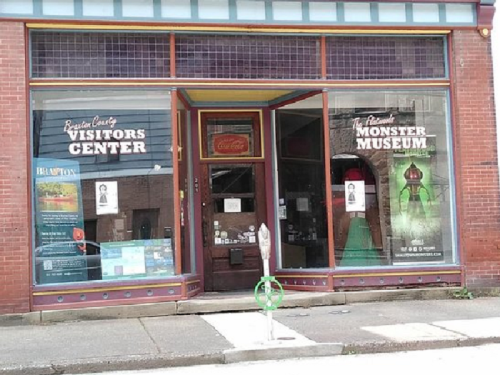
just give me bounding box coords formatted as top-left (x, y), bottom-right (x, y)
top-left (32, 90), bottom-right (175, 285)
top-left (209, 164), bottom-right (257, 246)
top-left (276, 104), bottom-right (329, 268)
top-left (210, 165), bottom-right (255, 194)
top-left (329, 90), bottom-right (455, 267)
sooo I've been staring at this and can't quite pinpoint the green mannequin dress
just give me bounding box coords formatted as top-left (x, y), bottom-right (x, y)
top-left (340, 215), bottom-right (381, 267)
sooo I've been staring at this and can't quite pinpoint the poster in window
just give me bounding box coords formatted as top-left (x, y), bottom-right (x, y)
top-left (101, 239), bottom-right (174, 280)
top-left (96, 181), bottom-right (119, 215)
top-left (345, 181), bottom-right (366, 212)
top-left (33, 158), bottom-right (87, 284)
top-left (389, 154), bottom-right (444, 264)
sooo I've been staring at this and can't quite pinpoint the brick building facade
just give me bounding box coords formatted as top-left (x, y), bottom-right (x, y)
top-left (0, 22), bottom-right (30, 313)
top-left (452, 30), bottom-right (500, 286)
top-left (0, 0), bottom-right (498, 314)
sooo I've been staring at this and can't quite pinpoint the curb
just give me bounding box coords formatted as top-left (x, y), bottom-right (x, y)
top-left (224, 343), bottom-right (344, 363)
top-left (0, 344), bottom-right (344, 375)
top-left (0, 287), bottom-right (462, 326)
top-left (0, 353), bottom-right (225, 375)
top-left (343, 337), bottom-right (500, 355)
top-left (2, 338), bottom-right (500, 375)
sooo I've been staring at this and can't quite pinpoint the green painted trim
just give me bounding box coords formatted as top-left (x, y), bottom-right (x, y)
top-left (405, 3), bottom-right (413, 23)
top-left (438, 3), bottom-right (446, 23)
top-left (28, 29), bottom-right (34, 78)
top-left (265, 0), bottom-right (273, 22)
top-left (302, 1), bottom-right (310, 23)
top-left (114, 0), bottom-right (123, 17)
top-left (229, 0), bottom-right (238, 21)
top-left (191, 0), bottom-right (199, 20)
top-left (444, 89), bottom-right (460, 264)
top-left (185, 108), bottom-right (197, 273)
top-left (337, 3), bottom-right (345, 23)
top-left (443, 36), bottom-right (449, 79)
top-left (154, 0), bottom-right (162, 18)
top-left (34, 0), bottom-right (43, 16)
top-left (370, 3), bottom-right (379, 23)
top-left (179, 88), bottom-right (194, 106)
top-left (75, 0), bottom-right (83, 17)
top-left (268, 90), bottom-right (312, 107)
top-left (2, 0), bottom-right (477, 26)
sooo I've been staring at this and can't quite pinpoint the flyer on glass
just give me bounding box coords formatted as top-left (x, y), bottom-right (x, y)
top-left (96, 181), bottom-right (119, 215)
top-left (345, 180), bottom-right (365, 212)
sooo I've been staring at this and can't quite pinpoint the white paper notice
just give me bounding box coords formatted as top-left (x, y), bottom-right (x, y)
top-left (345, 180), bottom-right (366, 212)
top-left (96, 181), bottom-right (119, 215)
top-left (297, 197), bottom-right (309, 212)
top-left (278, 205), bottom-right (287, 220)
top-left (224, 198), bottom-right (241, 213)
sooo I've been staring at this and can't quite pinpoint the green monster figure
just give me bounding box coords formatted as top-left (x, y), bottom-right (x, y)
top-left (399, 162), bottom-right (431, 219)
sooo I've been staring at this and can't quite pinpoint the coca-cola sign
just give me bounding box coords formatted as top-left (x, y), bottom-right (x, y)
top-left (212, 134), bottom-right (250, 156)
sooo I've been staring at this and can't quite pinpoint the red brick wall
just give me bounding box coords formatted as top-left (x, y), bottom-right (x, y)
top-left (0, 22), bottom-right (31, 313)
top-left (452, 30), bottom-right (500, 287)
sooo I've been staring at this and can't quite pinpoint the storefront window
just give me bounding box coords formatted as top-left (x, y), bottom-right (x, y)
top-left (32, 90), bottom-right (175, 285)
top-left (275, 95), bottom-right (329, 268)
top-left (329, 90), bottom-right (455, 267)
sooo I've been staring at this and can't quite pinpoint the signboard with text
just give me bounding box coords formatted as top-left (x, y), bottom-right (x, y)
top-left (34, 158), bottom-right (87, 284)
top-left (101, 239), bottom-right (174, 280)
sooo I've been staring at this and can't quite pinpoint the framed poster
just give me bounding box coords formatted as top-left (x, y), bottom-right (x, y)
top-left (34, 158), bottom-right (87, 284)
top-left (389, 156), bottom-right (444, 264)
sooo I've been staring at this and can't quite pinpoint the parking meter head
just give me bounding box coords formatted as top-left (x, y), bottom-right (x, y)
top-left (258, 223), bottom-right (271, 260)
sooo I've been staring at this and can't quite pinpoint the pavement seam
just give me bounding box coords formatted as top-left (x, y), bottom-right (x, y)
top-left (138, 317), bottom-right (162, 354)
top-left (427, 322), bottom-right (471, 339)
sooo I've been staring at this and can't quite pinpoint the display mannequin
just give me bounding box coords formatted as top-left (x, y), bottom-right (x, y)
top-left (339, 167), bottom-right (381, 267)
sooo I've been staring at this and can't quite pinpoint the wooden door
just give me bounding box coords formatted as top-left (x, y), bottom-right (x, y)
top-left (199, 112), bottom-right (266, 291)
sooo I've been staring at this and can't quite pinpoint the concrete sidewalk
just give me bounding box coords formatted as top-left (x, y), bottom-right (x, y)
top-left (1, 292), bottom-right (500, 375)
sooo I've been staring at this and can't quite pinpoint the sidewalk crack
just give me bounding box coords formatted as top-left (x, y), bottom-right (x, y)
top-left (50, 363), bottom-right (64, 375)
top-left (428, 322), bottom-right (469, 339)
top-left (139, 318), bottom-right (162, 354)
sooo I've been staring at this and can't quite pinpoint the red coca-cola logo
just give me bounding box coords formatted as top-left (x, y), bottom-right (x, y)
top-left (213, 134), bottom-right (250, 156)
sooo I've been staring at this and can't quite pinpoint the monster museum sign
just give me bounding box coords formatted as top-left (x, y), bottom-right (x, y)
top-left (354, 114), bottom-right (428, 150)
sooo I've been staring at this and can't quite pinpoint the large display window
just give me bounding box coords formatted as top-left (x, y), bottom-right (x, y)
top-left (328, 90), bottom-right (456, 267)
top-left (32, 90), bottom-right (176, 285)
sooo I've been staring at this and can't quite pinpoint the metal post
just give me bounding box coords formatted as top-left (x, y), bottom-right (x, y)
top-left (258, 223), bottom-right (274, 341)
